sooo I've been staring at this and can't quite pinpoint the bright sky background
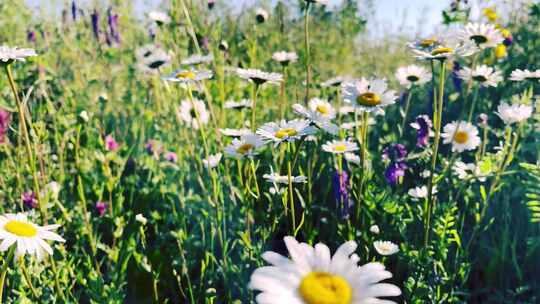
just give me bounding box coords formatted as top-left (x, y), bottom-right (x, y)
top-left (25, 0), bottom-right (451, 37)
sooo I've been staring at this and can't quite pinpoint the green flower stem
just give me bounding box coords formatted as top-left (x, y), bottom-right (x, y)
top-left (179, 0), bottom-right (201, 55)
top-left (0, 247), bottom-right (15, 304)
top-left (467, 85), bottom-right (480, 122)
top-left (287, 143), bottom-right (296, 235)
top-left (19, 257), bottom-right (39, 300)
top-left (4, 65), bottom-right (46, 221)
top-left (251, 84), bottom-right (260, 132)
top-left (186, 86), bottom-right (210, 159)
top-left (355, 111), bottom-right (369, 221)
top-left (279, 66), bottom-right (287, 120)
top-left (424, 59), bottom-right (446, 246)
top-left (400, 87), bottom-right (414, 137)
top-left (303, 2), bottom-right (311, 104)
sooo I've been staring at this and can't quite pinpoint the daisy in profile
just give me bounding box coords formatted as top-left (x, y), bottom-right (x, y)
top-left (181, 54), bottom-right (213, 66)
top-left (322, 139), bottom-right (359, 154)
top-left (0, 45), bottom-right (37, 63)
top-left (293, 98), bottom-right (339, 134)
top-left (395, 65), bottom-right (431, 88)
top-left (224, 134), bottom-right (265, 158)
top-left (496, 102), bottom-right (532, 125)
top-left (224, 99), bottom-right (253, 109)
top-left (508, 68), bottom-right (540, 82)
top-left (441, 121), bottom-right (481, 152)
top-left (457, 65), bottom-right (502, 87)
top-left (452, 161), bottom-right (477, 180)
top-left (373, 241), bottom-right (399, 256)
top-left (272, 51), bottom-right (298, 66)
top-left (203, 153), bottom-right (222, 169)
top-left (409, 35), bottom-right (476, 61)
top-left (135, 44), bottom-right (171, 74)
top-left (342, 78), bottom-right (397, 112)
top-left (236, 68), bottom-right (283, 86)
top-left (321, 75), bottom-right (353, 88)
top-left (408, 185), bottom-right (437, 200)
top-left (458, 22), bottom-right (504, 49)
top-left (0, 213), bottom-right (65, 260)
top-left (344, 152), bottom-right (360, 165)
top-left (176, 99), bottom-right (209, 129)
top-left (263, 173), bottom-right (307, 184)
top-left (257, 119), bottom-right (315, 145)
top-left (219, 128), bottom-right (252, 137)
top-left (249, 236), bottom-right (401, 304)
top-left (148, 11), bottom-right (171, 25)
top-left (162, 68), bottom-right (213, 83)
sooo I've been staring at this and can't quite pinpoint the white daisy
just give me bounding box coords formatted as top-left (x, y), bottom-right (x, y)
top-left (342, 78), bottom-right (397, 113)
top-left (135, 44), bottom-right (171, 74)
top-left (0, 45), bottom-right (37, 63)
top-left (322, 139), bottom-right (359, 154)
top-left (409, 35), bottom-right (476, 61)
top-left (224, 99), bottom-right (253, 109)
top-left (457, 65), bottom-right (502, 88)
top-left (236, 68), bottom-right (283, 85)
top-left (321, 75), bottom-right (353, 88)
top-left (496, 102), bottom-right (532, 125)
top-left (395, 65), bottom-right (431, 88)
top-left (249, 236), bottom-right (401, 304)
top-left (373, 241), bottom-right (399, 256)
top-left (224, 134), bottom-right (266, 158)
top-left (181, 54), bottom-right (213, 66)
top-left (0, 213), bottom-right (65, 260)
top-left (135, 214), bottom-right (148, 225)
top-left (257, 120), bottom-right (315, 145)
top-left (369, 225), bottom-right (380, 234)
top-left (452, 161), bottom-right (477, 180)
top-left (293, 99), bottom-right (339, 134)
top-left (441, 121), bottom-right (481, 152)
top-left (162, 68), bottom-right (213, 83)
top-left (176, 99), bottom-right (210, 129)
top-left (344, 153), bottom-right (360, 165)
top-left (203, 153), bottom-right (222, 169)
top-left (408, 185), bottom-right (437, 200)
top-left (148, 11), bottom-right (171, 25)
top-left (508, 69), bottom-right (540, 82)
top-left (458, 22), bottom-right (504, 49)
top-left (263, 173), bottom-right (307, 184)
top-left (272, 51), bottom-right (298, 66)
top-left (219, 128), bottom-right (252, 137)
top-left (255, 8), bottom-right (269, 23)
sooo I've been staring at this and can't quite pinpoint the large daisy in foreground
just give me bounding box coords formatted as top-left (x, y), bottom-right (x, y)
top-left (0, 213), bottom-right (65, 260)
top-left (342, 78), bottom-right (397, 113)
top-left (249, 236), bottom-right (401, 303)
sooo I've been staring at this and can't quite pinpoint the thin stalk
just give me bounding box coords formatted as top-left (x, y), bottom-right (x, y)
top-left (400, 88), bottom-right (414, 136)
top-left (424, 60), bottom-right (446, 246)
top-left (467, 86), bottom-right (480, 122)
top-left (0, 247), bottom-right (15, 303)
top-left (19, 258), bottom-right (39, 300)
top-left (251, 84), bottom-right (260, 132)
top-left (287, 143), bottom-right (296, 235)
top-left (355, 111), bottom-right (369, 221)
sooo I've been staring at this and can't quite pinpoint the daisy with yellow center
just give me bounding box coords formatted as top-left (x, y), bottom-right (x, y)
top-left (395, 65), bottom-right (431, 88)
top-left (134, 44), bottom-right (171, 75)
top-left (341, 78), bottom-right (397, 113)
top-left (441, 121), bottom-right (481, 153)
top-left (257, 119), bottom-right (315, 145)
top-left (162, 68), bottom-right (213, 83)
top-left (293, 99), bottom-right (339, 135)
top-left (249, 236), bottom-right (401, 304)
top-left (322, 139), bottom-right (358, 154)
top-left (224, 134), bottom-right (266, 159)
top-left (458, 23), bottom-right (504, 49)
top-left (409, 36), bottom-right (476, 61)
top-left (0, 213), bottom-right (65, 260)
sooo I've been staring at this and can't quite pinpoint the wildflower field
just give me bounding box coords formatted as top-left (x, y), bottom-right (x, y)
top-left (1, 0), bottom-right (540, 302)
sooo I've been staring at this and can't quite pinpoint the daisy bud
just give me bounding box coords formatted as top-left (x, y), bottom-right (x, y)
top-left (135, 214), bottom-right (147, 225)
top-left (477, 113), bottom-right (488, 126)
top-left (370, 225), bottom-right (380, 234)
top-left (218, 40), bottom-right (229, 52)
top-left (78, 110), bottom-right (89, 123)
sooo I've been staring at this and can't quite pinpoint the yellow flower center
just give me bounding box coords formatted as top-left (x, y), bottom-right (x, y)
top-left (316, 105), bottom-right (330, 115)
top-left (420, 38), bottom-right (437, 47)
top-left (406, 75), bottom-right (420, 82)
top-left (334, 144), bottom-right (347, 152)
top-left (4, 220), bottom-right (37, 237)
top-left (470, 35), bottom-right (488, 45)
top-left (483, 8), bottom-right (498, 22)
top-left (454, 131), bottom-right (469, 144)
top-left (176, 71), bottom-right (196, 79)
top-left (275, 128), bottom-right (298, 139)
top-left (236, 143), bottom-right (254, 155)
top-left (495, 44), bottom-right (507, 59)
top-left (299, 272), bottom-right (352, 304)
top-left (356, 92), bottom-right (381, 107)
top-left (431, 47), bottom-right (454, 56)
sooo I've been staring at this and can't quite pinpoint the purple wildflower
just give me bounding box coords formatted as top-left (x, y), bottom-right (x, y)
top-left (165, 151), bottom-right (178, 163)
top-left (91, 9), bottom-right (100, 40)
top-left (105, 135), bottom-right (120, 151)
top-left (107, 8), bottom-right (120, 44)
top-left (412, 115), bottom-right (432, 148)
top-left (503, 36), bottom-right (513, 46)
top-left (27, 30), bottom-right (36, 43)
top-left (22, 191), bottom-right (38, 209)
top-left (71, 1), bottom-right (77, 21)
top-left (382, 143), bottom-right (407, 162)
top-left (95, 201), bottom-right (107, 216)
top-left (145, 140), bottom-right (162, 157)
top-left (0, 109), bottom-right (11, 144)
top-left (384, 162), bottom-right (407, 185)
top-left (333, 171), bottom-right (352, 219)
